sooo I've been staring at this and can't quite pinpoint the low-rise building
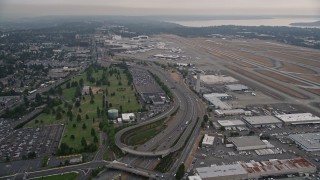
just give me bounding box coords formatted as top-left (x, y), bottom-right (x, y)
top-left (275, 113), bottom-right (320, 125)
top-left (214, 109), bottom-right (246, 117)
top-left (217, 119), bottom-right (246, 127)
top-left (82, 86), bottom-right (90, 95)
top-left (289, 133), bottom-right (320, 151)
top-left (202, 134), bottom-right (215, 147)
top-left (203, 93), bottom-right (232, 110)
top-left (195, 164), bottom-right (248, 180)
top-left (193, 158), bottom-right (316, 180)
top-left (122, 113), bottom-right (135, 122)
top-left (226, 84), bottom-right (249, 92)
top-left (229, 136), bottom-right (268, 151)
top-left (243, 115), bottom-right (283, 128)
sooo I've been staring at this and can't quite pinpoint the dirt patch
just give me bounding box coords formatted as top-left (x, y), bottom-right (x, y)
top-left (303, 88), bottom-right (320, 96)
top-left (227, 65), bottom-right (309, 99)
top-left (280, 62), bottom-right (315, 74)
top-left (233, 61), bottom-right (256, 68)
top-left (256, 70), bottom-right (309, 86)
top-left (234, 51), bottom-right (274, 67)
top-left (91, 87), bottom-right (103, 94)
top-left (169, 71), bottom-right (181, 82)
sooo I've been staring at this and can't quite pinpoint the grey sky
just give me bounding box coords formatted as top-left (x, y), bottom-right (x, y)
top-left (1, 0), bottom-right (319, 18)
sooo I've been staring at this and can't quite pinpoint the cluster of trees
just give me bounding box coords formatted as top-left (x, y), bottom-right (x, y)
top-left (149, 71), bottom-right (173, 100)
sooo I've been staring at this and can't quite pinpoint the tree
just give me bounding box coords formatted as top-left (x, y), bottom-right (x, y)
top-left (75, 99), bottom-right (81, 107)
top-left (23, 95), bottom-right (29, 106)
top-left (79, 108), bottom-right (82, 113)
top-left (203, 114), bottom-right (209, 122)
top-left (56, 112), bottom-right (62, 120)
top-left (77, 114), bottom-right (82, 122)
top-left (66, 82), bottom-right (71, 89)
top-left (176, 163), bottom-right (185, 179)
top-left (35, 93), bottom-right (42, 103)
top-left (79, 78), bottom-right (84, 87)
top-left (91, 128), bottom-right (96, 136)
top-left (82, 123), bottom-right (87, 130)
top-left (97, 107), bottom-right (101, 117)
top-left (94, 136), bottom-right (98, 143)
top-left (99, 122), bottom-right (103, 130)
top-left (248, 131), bottom-right (255, 136)
top-left (85, 114), bottom-right (89, 120)
top-left (70, 134), bottom-right (75, 140)
top-left (73, 123), bottom-right (76, 128)
top-left (57, 86), bottom-right (63, 95)
top-left (81, 137), bottom-right (87, 147)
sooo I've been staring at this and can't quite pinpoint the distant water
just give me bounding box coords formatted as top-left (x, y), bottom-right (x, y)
top-left (169, 17), bottom-right (320, 27)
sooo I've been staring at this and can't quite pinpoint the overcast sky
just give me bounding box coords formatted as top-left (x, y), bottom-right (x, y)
top-left (1, 0), bottom-right (319, 18)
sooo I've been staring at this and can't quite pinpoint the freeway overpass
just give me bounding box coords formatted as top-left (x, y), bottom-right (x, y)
top-left (115, 65), bottom-right (200, 157)
top-left (106, 162), bottom-right (158, 179)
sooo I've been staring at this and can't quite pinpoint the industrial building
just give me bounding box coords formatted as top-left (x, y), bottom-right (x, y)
top-left (243, 116), bottom-right (283, 128)
top-left (193, 158), bottom-right (316, 180)
top-left (229, 136), bottom-right (268, 151)
top-left (275, 113), bottom-right (320, 125)
top-left (194, 75), bottom-right (238, 85)
top-left (214, 109), bottom-right (248, 117)
top-left (217, 119), bottom-right (246, 128)
top-left (203, 93), bottom-right (232, 110)
top-left (195, 164), bottom-right (248, 180)
top-left (121, 113), bottom-right (135, 122)
top-left (201, 134), bottom-right (215, 147)
top-left (289, 133), bottom-right (320, 151)
top-left (226, 84), bottom-right (249, 92)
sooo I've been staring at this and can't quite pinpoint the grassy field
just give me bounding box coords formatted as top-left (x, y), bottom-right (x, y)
top-left (124, 119), bottom-right (166, 146)
top-left (26, 66), bottom-right (141, 152)
top-left (33, 172), bottom-right (78, 180)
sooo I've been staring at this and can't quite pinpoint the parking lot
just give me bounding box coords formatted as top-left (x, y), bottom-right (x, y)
top-left (0, 124), bottom-right (64, 161)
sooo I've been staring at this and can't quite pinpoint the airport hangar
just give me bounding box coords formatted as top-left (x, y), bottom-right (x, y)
top-left (243, 115), bottom-right (283, 128)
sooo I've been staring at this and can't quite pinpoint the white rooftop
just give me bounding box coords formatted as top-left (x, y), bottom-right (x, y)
top-left (276, 113), bottom-right (320, 124)
top-left (203, 94), bottom-right (232, 110)
top-left (195, 75), bottom-right (238, 84)
top-left (122, 113), bottom-right (135, 121)
top-left (202, 134), bottom-right (215, 146)
top-left (215, 109), bottom-right (245, 115)
top-left (196, 164), bottom-right (247, 179)
top-left (188, 175), bottom-right (202, 180)
top-left (218, 119), bottom-right (246, 127)
top-left (226, 84), bottom-right (249, 91)
top-left (243, 116), bottom-right (282, 125)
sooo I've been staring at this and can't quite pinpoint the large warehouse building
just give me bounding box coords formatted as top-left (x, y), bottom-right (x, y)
top-left (214, 109), bottom-right (250, 117)
top-left (229, 136), bottom-right (268, 151)
top-left (217, 119), bottom-right (246, 127)
top-left (275, 113), bottom-right (320, 125)
top-left (193, 158), bottom-right (316, 180)
top-left (243, 115), bottom-right (283, 128)
top-left (194, 75), bottom-right (238, 85)
top-left (289, 133), bottom-right (320, 151)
